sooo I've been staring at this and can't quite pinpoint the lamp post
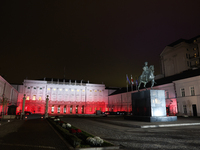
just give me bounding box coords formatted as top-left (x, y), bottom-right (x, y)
top-left (45, 95), bottom-right (49, 118)
top-left (21, 94), bottom-right (26, 119)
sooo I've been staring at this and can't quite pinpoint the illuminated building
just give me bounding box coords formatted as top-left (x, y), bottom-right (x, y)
top-left (15, 79), bottom-right (116, 115)
top-left (0, 76), bottom-right (18, 115)
top-left (160, 35), bottom-right (200, 116)
top-left (160, 35), bottom-right (200, 77)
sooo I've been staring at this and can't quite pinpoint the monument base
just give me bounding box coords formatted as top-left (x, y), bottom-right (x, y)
top-left (124, 115), bottom-right (177, 122)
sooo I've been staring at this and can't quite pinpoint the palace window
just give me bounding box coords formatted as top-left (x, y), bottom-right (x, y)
top-left (58, 106), bottom-right (60, 113)
top-left (26, 96), bottom-right (29, 100)
top-left (181, 88), bottom-right (185, 97)
top-left (81, 106), bottom-right (84, 114)
top-left (33, 95), bottom-right (36, 100)
top-left (165, 91), bottom-right (169, 99)
top-left (70, 106), bottom-right (73, 114)
top-left (187, 61), bottom-right (190, 67)
top-left (76, 106), bottom-right (78, 114)
top-left (39, 97), bottom-right (42, 100)
top-left (51, 106), bottom-right (54, 113)
top-left (64, 106), bottom-right (66, 113)
top-left (190, 86), bottom-right (195, 96)
top-left (183, 105), bottom-right (187, 115)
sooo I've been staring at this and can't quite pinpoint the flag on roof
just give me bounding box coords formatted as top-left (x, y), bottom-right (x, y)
top-left (135, 79), bottom-right (138, 85)
top-left (131, 75), bottom-right (134, 85)
top-left (126, 74), bottom-right (130, 84)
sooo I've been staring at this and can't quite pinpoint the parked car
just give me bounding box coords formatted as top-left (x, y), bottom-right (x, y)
top-left (116, 111), bottom-right (127, 115)
top-left (102, 111), bottom-right (110, 115)
top-left (17, 111), bottom-right (32, 115)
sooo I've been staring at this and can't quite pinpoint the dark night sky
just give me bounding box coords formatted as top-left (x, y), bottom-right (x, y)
top-left (1, 0), bottom-right (200, 87)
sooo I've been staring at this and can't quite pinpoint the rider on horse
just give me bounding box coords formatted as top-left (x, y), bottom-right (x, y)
top-left (138, 62), bottom-right (155, 90)
top-left (141, 62), bottom-right (149, 82)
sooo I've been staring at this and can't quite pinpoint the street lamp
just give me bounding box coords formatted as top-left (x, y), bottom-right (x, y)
top-left (21, 94), bottom-right (26, 119)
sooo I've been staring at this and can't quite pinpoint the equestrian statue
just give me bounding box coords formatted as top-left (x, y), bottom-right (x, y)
top-left (138, 62), bottom-right (155, 90)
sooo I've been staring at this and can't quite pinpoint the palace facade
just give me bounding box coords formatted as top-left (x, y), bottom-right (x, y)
top-left (14, 79), bottom-right (115, 115)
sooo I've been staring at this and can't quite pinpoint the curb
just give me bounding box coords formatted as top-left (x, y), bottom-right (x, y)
top-left (141, 122), bottom-right (200, 128)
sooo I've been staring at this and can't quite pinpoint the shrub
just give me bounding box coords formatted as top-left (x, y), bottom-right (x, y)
top-left (86, 136), bottom-right (104, 146)
top-left (62, 123), bottom-right (66, 128)
top-left (47, 118), bottom-right (114, 148)
top-left (70, 128), bottom-right (76, 134)
top-left (47, 118), bottom-right (81, 148)
top-left (76, 129), bottom-right (82, 134)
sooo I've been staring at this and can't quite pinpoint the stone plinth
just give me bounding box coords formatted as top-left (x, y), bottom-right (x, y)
top-left (127, 90), bottom-right (177, 122)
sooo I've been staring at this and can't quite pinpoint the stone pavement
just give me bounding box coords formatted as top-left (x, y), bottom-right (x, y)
top-left (61, 116), bottom-right (200, 150)
top-left (0, 116), bottom-right (200, 150)
top-left (0, 118), bottom-right (71, 150)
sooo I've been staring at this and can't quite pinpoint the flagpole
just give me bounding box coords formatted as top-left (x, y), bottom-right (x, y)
top-left (126, 74), bottom-right (129, 115)
top-left (131, 75), bottom-right (133, 91)
top-left (136, 77), bottom-right (138, 90)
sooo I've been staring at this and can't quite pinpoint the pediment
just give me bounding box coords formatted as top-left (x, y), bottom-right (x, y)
top-left (160, 46), bottom-right (174, 56)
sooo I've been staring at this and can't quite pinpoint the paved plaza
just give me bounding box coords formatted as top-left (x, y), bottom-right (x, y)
top-left (0, 116), bottom-right (200, 150)
top-left (62, 116), bottom-right (200, 150)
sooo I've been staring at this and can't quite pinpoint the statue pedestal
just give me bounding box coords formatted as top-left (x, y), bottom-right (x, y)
top-left (125, 90), bottom-right (177, 122)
